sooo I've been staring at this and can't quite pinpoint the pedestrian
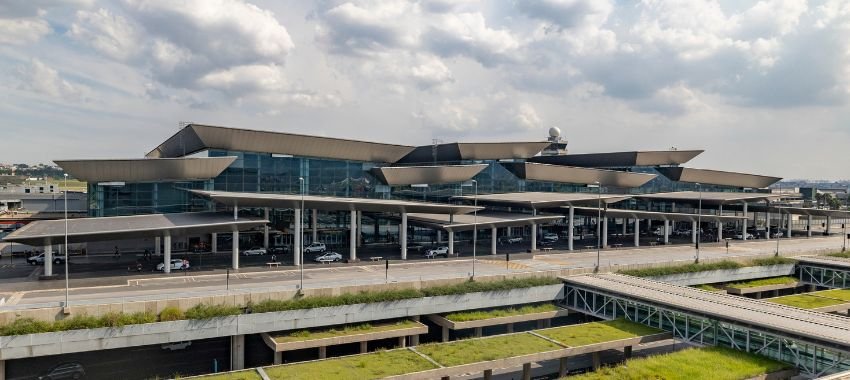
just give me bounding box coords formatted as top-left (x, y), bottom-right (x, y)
top-left (271, 254), bottom-right (277, 263)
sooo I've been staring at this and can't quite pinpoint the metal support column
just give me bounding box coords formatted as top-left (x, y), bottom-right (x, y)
top-left (448, 230), bottom-right (455, 256)
top-left (231, 228), bottom-right (239, 270)
top-left (401, 212), bottom-right (408, 260)
top-left (349, 210), bottom-right (357, 262)
top-left (294, 208), bottom-right (301, 266)
top-left (211, 233), bottom-right (217, 253)
top-left (742, 203), bottom-right (748, 241)
top-left (692, 221), bottom-right (698, 244)
top-left (155, 236), bottom-right (161, 256)
top-left (634, 219), bottom-right (640, 247)
top-left (491, 227), bottom-right (497, 255)
top-left (531, 222), bottom-right (537, 251)
top-left (356, 211), bottom-right (362, 247)
top-left (602, 217), bottom-right (608, 248)
top-left (163, 233), bottom-right (171, 274)
top-left (787, 213), bottom-right (792, 238)
top-left (808, 215), bottom-right (813, 237)
top-left (44, 238), bottom-right (53, 277)
top-left (263, 208), bottom-right (270, 249)
top-left (663, 220), bottom-right (669, 245)
top-left (311, 209), bottom-right (318, 243)
top-left (717, 205), bottom-right (723, 242)
top-left (568, 205), bottom-right (575, 250)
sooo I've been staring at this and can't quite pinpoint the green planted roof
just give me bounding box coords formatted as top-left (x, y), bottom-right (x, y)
top-left (767, 294), bottom-right (847, 309)
top-left (536, 319), bottom-right (662, 347)
top-left (416, 333), bottom-right (561, 367)
top-left (262, 350), bottom-right (436, 380)
top-left (725, 276), bottom-right (798, 289)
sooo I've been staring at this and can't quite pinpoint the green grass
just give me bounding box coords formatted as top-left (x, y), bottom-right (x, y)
top-left (826, 252), bottom-right (850, 258)
top-left (0, 312), bottom-right (156, 336)
top-left (262, 349), bottom-right (436, 380)
top-left (536, 319), bottom-right (662, 347)
top-left (811, 289), bottom-right (850, 302)
top-left (619, 257), bottom-right (795, 278)
top-left (444, 303), bottom-right (558, 322)
top-left (273, 320), bottom-right (418, 343)
top-left (569, 346), bottom-right (790, 380)
top-left (417, 333), bottom-right (561, 367)
top-left (767, 294), bottom-right (847, 309)
top-left (692, 284), bottom-right (722, 291)
top-left (725, 276), bottom-right (798, 289)
top-left (182, 370), bottom-right (262, 380)
top-left (184, 304), bottom-right (243, 320)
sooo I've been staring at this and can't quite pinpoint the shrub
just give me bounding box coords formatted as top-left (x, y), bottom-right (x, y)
top-left (55, 314), bottom-right (101, 330)
top-left (102, 312), bottom-right (156, 327)
top-left (159, 307), bottom-right (185, 322)
top-left (619, 257), bottom-right (795, 278)
top-left (0, 318), bottom-right (55, 335)
top-left (749, 257), bottom-right (796, 266)
top-left (185, 304), bottom-right (242, 320)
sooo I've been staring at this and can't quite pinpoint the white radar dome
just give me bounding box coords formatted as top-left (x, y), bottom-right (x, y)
top-left (548, 127), bottom-right (561, 138)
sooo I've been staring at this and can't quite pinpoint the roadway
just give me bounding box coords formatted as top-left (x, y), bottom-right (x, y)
top-left (0, 235), bottom-right (842, 312)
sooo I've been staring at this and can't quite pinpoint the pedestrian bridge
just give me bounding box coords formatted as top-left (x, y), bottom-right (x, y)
top-left (561, 273), bottom-right (850, 378)
top-left (796, 256), bottom-right (850, 289)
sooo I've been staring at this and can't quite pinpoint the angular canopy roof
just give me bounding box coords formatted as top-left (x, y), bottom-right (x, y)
top-left (528, 150), bottom-right (703, 168)
top-left (2, 212), bottom-right (267, 245)
top-left (656, 167), bottom-right (781, 189)
top-left (567, 207), bottom-right (746, 223)
top-left (406, 212), bottom-right (562, 232)
top-left (453, 191), bottom-right (631, 210)
top-left (634, 191), bottom-right (781, 205)
top-left (501, 162), bottom-right (656, 188)
top-left (54, 157), bottom-right (236, 182)
top-left (191, 190), bottom-right (481, 214)
top-left (394, 142), bottom-right (551, 164)
top-left (371, 164), bottom-right (488, 186)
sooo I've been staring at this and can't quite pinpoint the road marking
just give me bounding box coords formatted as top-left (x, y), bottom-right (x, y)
top-left (6, 292), bottom-right (24, 305)
top-left (359, 266), bottom-right (376, 272)
top-left (26, 266), bottom-right (42, 280)
top-left (477, 259), bottom-right (530, 270)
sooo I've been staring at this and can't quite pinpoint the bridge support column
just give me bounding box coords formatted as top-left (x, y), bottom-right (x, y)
top-left (350, 210), bottom-right (357, 262)
top-left (294, 208), bottom-right (301, 267)
top-left (634, 219), bottom-right (640, 247)
top-left (506, 323), bottom-right (514, 333)
top-left (441, 326), bottom-right (449, 342)
top-left (474, 327), bottom-right (482, 337)
top-left (401, 212), bottom-right (408, 260)
top-left (592, 352), bottom-right (601, 370)
top-left (263, 208), bottom-right (270, 249)
top-left (742, 203), bottom-right (748, 241)
top-left (602, 218), bottom-right (608, 248)
top-left (274, 351), bottom-right (283, 365)
top-left (411, 316), bottom-right (420, 345)
top-left (808, 215), bottom-right (813, 237)
top-left (491, 227), bottom-right (497, 255)
top-left (522, 363), bottom-right (532, 380)
top-left (568, 206), bottom-right (575, 250)
top-left (448, 231), bottom-right (454, 256)
top-left (44, 238), bottom-right (53, 277)
top-left (230, 334), bottom-right (245, 370)
top-left (483, 369), bottom-right (493, 380)
top-left (318, 346), bottom-right (326, 359)
top-left (163, 233), bottom-right (171, 274)
top-left (232, 228), bottom-right (239, 270)
top-left (624, 345), bottom-right (633, 358)
top-left (558, 357), bottom-right (568, 377)
top-left (211, 233), bottom-right (217, 253)
top-left (360, 341), bottom-right (368, 353)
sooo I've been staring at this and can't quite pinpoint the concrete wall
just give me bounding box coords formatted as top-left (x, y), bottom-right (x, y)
top-left (645, 264), bottom-right (796, 286)
top-left (0, 284), bottom-right (564, 360)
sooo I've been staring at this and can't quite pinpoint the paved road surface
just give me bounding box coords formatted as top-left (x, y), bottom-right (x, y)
top-left (0, 236), bottom-right (842, 312)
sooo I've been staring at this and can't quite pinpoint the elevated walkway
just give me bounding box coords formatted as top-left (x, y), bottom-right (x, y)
top-left (561, 273), bottom-right (850, 377)
top-left (796, 256), bottom-right (850, 289)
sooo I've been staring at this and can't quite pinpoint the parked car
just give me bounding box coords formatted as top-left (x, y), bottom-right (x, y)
top-left (733, 233), bottom-right (754, 240)
top-left (314, 252), bottom-right (342, 263)
top-left (37, 362), bottom-right (85, 380)
top-left (542, 233), bottom-right (558, 242)
top-left (161, 341), bottom-right (192, 351)
top-left (156, 259), bottom-right (190, 271)
top-left (26, 252), bottom-right (65, 265)
top-left (241, 247), bottom-right (267, 256)
top-left (506, 237), bottom-right (523, 244)
top-left (771, 231), bottom-right (785, 238)
top-left (269, 246), bottom-right (289, 255)
top-left (304, 242), bottom-right (327, 253)
top-left (424, 246), bottom-right (449, 258)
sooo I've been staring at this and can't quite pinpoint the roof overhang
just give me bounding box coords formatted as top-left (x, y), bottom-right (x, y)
top-left (54, 157), bottom-right (236, 183)
top-left (371, 164), bottom-right (488, 186)
top-left (453, 191), bottom-right (631, 210)
top-left (764, 206), bottom-right (850, 218)
top-left (500, 162), bottom-right (656, 188)
top-left (191, 190), bottom-right (481, 214)
top-left (394, 142), bottom-right (551, 164)
top-left (2, 212), bottom-right (267, 245)
top-left (146, 124), bottom-right (416, 163)
top-left (528, 150), bottom-right (703, 167)
top-left (634, 191), bottom-right (781, 206)
top-left (566, 207), bottom-right (746, 223)
top-left (656, 167), bottom-right (781, 189)
top-left (406, 212), bottom-right (562, 232)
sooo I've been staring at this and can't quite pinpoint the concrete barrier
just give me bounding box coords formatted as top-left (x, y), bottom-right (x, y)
top-left (644, 264), bottom-right (796, 286)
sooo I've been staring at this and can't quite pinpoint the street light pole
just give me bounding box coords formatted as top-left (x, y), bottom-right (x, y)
top-left (696, 183), bottom-right (702, 264)
top-left (594, 181), bottom-right (601, 272)
top-left (471, 179), bottom-right (478, 280)
top-left (299, 177), bottom-right (305, 292)
top-left (63, 174), bottom-right (69, 310)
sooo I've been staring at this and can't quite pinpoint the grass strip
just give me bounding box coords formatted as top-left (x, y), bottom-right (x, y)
top-left (444, 303), bottom-right (558, 322)
top-left (180, 370), bottom-right (262, 380)
top-left (725, 276), bottom-right (798, 289)
top-left (416, 333), bottom-right (561, 367)
top-left (272, 320), bottom-right (418, 343)
top-left (767, 294), bottom-right (847, 309)
top-left (569, 346), bottom-right (790, 380)
top-left (262, 349), bottom-right (436, 380)
top-left (826, 252), bottom-right (850, 258)
top-left (619, 257), bottom-right (795, 278)
top-left (536, 319), bottom-right (662, 347)
top-left (813, 289), bottom-right (850, 301)
top-left (692, 284), bottom-right (722, 291)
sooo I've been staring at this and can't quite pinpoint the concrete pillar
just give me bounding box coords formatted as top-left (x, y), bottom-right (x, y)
top-left (568, 206), bottom-right (575, 250)
top-left (211, 233), bottom-right (218, 253)
top-left (592, 352), bottom-right (601, 370)
top-left (624, 345), bottom-right (633, 358)
top-left (717, 205), bottom-right (723, 242)
top-left (350, 210), bottom-right (357, 262)
top-left (437, 230), bottom-right (443, 243)
top-left (410, 316), bottom-right (420, 345)
top-left (232, 228), bottom-right (239, 270)
top-left (263, 207), bottom-right (270, 249)
top-left (787, 213), bottom-right (792, 238)
top-left (318, 346), bottom-right (326, 359)
top-left (692, 221), bottom-right (698, 244)
top-left (401, 212), bottom-right (408, 260)
top-left (448, 231), bottom-right (455, 256)
top-left (294, 208), bottom-right (302, 267)
top-left (491, 227), bottom-right (497, 255)
top-left (155, 236), bottom-right (161, 256)
top-left (312, 209), bottom-right (318, 243)
top-left (558, 357), bottom-right (568, 377)
top-left (163, 233), bottom-right (172, 274)
top-left (531, 223), bottom-right (537, 251)
top-left (441, 326), bottom-right (449, 342)
top-left (44, 238), bottom-right (53, 277)
top-left (397, 336), bottom-right (406, 348)
top-left (360, 341), bottom-right (368, 353)
top-left (230, 334), bottom-right (245, 371)
top-left (483, 369), bottom-right (493, 380)
top-left (602, 217), bottom-right (608, 248)
top-left (622, 218), bottom-right (627, 235)
top-left (474, 327), bottom-right (482, 337)
top-left (506, 323), bottom-right (514, 333)
top-left (742, 203), bottom-right (748, 241)
top-left (808, 215), bottom-right (813, 237)
top-left (273, 351), bottom-right (282, 365)
top-left (356, 211), bottom-right (362, 247)
top-left (663, 220), bottom-right (669, 244)
top-left (827, 216), bottom-right (832, 234)
top-left (522, 363), bottom-right (532, 380)
top-left (634, 219), bottom-right (640, 247)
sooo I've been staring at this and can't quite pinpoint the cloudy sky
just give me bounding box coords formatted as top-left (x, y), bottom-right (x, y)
top-left (1, 0), bottom-right (849, 180)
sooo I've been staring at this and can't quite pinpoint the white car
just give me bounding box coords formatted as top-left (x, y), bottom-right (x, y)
top-left (242, 247), bottom-right (267, 256)
top-left (543, 233), bottom-right (558, 242)
top-left (506, 237), bottom-right (523, 244)
top-left (314, 252), bottom-right (342, 263)
top-left (304, 242), bottom-right (326, 253)
top-left (157, 259), bottom-right (190, 271)
top-left (733, 233), bottom-right (754, 240)
top-left (424, 246), bottom-right (449, 258)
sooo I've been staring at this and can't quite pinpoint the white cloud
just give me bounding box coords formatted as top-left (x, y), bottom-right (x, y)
top-left (410, 54), bottom-right (453, 89)
top-left (16, 58), bottom-right (90, 100)
top-left (0, 0), bottom-right (93, 18)
top-left (518, 0), bottom-right (613, 30)
top-left (0, 18), bottom-right (50, 45)
top-left (514, 103), bottom-right (542, 129)
top-left (317, 1), bottom-right (418, 55)
top-left (68, 8), bottom-right (140, 60)
top-left (198, 64), bottom-right (286, 94)
top-left (425, 12), bottom-right (520, 66)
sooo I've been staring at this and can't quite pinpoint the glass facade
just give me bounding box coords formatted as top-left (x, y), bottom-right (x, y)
top-left (88, 181), bottom-right (211, 217)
